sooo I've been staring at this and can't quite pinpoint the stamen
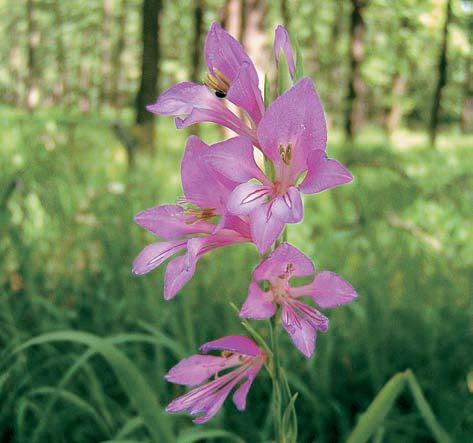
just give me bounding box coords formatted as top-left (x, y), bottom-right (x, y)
top-left (204, 68), bottom-right (231, 98)
top-left (278, 143), bottom-right (292, 165)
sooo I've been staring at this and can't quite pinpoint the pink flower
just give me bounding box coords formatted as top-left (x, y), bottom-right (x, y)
top-left (204, 78), bottom-right (353, 253)
top-left (165, 336), bottom-right (266, 424)
top-left (240, 243), bottom-right (357, 357)
top-left (132, 136), bottom-right (251, 299)
top-left (147, 22), bottom-right (263, 144)
top-left (274, 25), bottom-right (296, 79)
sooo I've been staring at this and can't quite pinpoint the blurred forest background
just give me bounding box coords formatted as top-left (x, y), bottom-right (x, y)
top-left (0, 0), bottom-right (472, 442)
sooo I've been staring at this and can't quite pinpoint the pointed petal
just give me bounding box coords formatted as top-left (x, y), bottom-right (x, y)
top-left (182, 136), bottom-right (235, 212)
top-left (307, 271), bottom-right (358, 308)
top-left (192, 381), bottom-right (237, 424)
top-left (253, 242), bottom-right (315, 282)
top-left (232, 361), bottom-right (263, 411)
top-left (250, 203), bottom-right (285, 254)
top-left (203, 136), bottom-right (267, 184)
top-left (163, 253), bottom-right (197, 300)
top-left (147, 82), bottom-right (251, 137)
top-left (227, 183), bottom-right (271, 216)
top-left (134, 204), bottom-right (213, 239)
top-left (299, 149), bottom-right (353, 194)
top-left (205, 22), bottom-right (258, 85)
top-left (280, 303), bottom-right (316, 358)
top-left (257, 78), bottom-right (327, 174)
top-left (292, 300), bottom-right (329, 332)
top-left (271, 187), bottom-right (303, 223)
top-left (132, 240), bottom-right (187, 275)
top-left (200, 335), bottom-right (261, 357)
top-left (274, 25), bottom-right (296, 79)
top-left (165, 354), bottom-right (239, 386)
top-left (226, 62), bottom-right (264, 124)
top-left (240, 282), bottom-right (276, 320)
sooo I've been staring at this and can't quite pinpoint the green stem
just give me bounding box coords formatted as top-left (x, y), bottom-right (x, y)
top-left (269, 314), bottom-right (283, 442)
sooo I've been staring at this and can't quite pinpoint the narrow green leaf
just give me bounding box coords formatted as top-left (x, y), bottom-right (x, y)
top-left (277, 51), bottom-right (291, 96)
top-left (264, 74), bottom-right (271, 108)
top-left (346, 371), bottom-right (407, 443)
top-left (406, 370), bottom-right (452, 443)
top-left (294, 42), bottom-right (304, 81)
top-left (28, 386), bottom-right (111, 435)
top-left (115, 416), bottom-right (145, 440)
top-left (14, 331), bottom-right (175, 443)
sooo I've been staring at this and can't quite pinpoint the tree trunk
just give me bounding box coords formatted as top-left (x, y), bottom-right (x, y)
top-left (461, 19), bottom-right (473, 133)
top-left (99, 0), bottom-right (114, 108)
top-left (244, 0), bottom-right (268, 77)
top-left (135, 0), bottom-right (162, 158)
top-left (327, 0), bottom-right (344, 116)
top-left (26, 0), bottom-right (40, 112)
top-left (280, 0), bottom-right (290, 28)
top-left (222, 0), bottom-right (242, 40)
top-left (111, 0), bottom-right (128, 109)
top-left (191, 0), bottom-right (204, 83)
top-left (386, 73), bottom-right (406, 134)
top-left (386, 19), bottom-right (409, 135)
top-left (344, 0), bottom-right (368, 142)
top-left (53, 0), bottom-right (67, 105)
top-left (429, 0), bottom-right (452, 147)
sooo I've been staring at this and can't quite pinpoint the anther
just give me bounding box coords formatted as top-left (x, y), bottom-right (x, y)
top-left (278, 143), bottom-right (292, 165)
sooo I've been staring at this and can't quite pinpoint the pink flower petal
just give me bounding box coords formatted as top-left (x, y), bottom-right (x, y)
top-left (203, 136), bottom-right (267, 184)
top-left (226, 62), bottom-right (264, 124)
top-left (240, 282), bottom-right (276, 320)
top-left (271, 186), bottom-right (303, 223)
top-left (307, 271), bottom-right (358, 308)
top-left (200, 335), bottom-right (261, 357)
top-left (257, 78), bottom-right (327, 174)
top-left (147, 82), bottom-right (252, 138)
top-left (164, 354), bottom-right (239, 386)
top-left (205, 22), bottom-right (258, 85)
top-left (253, 242), bottom-right (315, 282)
top-left (299, 149), bottom-right (353, 194)
top-left (227, 183), bottom-right (271, 216)
top-left (232, 361), bottom-right (263, 411)
top-left (280, 303), bottom-right (316, 358)
top-left (134, 205), bottom-right (213, 239)
top-left (132, 240), bottom-right (187, 275)
top-left (182, 136), bottom-right (237, 212)
top-left (249, 203), bottom-right (285, 254)
top-left (274, 25), bottom-right (296, 79)
top-left (163, 253), bottom-right (197, 300)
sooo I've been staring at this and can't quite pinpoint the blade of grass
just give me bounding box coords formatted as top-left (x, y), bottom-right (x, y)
top-left (13, 330), bottom-right (175, 443)
top-left (346, 371), bottom-right (407, 443)
top-left (405, 370), bottom-right (452, 443)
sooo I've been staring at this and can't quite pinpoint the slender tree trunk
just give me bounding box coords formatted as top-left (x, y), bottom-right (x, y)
top-left (26, 0), bottom-right (40, 112)
top-left (280, 0), bottom-right (290, 28)
top-left (78, 35), bottom-right (92, 114)
top-left (222, 0), bottom-right (242, 40)
top-left (111, 0), bottom-right (128, 109)
top-left (429, 0), bottom-right (452, 147)
top-left (244, 0), bottom-right (268, 77)
top-left (386, 20), bottom-right (409, 135)
top-left (191, 0), bottom-right (204, 83)
top-left (53, 0), bottom-right (67, 105)
top-left (135, 0), bottom-right (162, 159)
top-left (344, 0), bottom-right (368, 142)
top-left (99, 0), bottom-right (114, 108)
top-left (386, 73), bottom-right (406, 134)
top-left (461, 19), bottom-right (473, 133)
top-left (327, 0), bottom-right (344, 116)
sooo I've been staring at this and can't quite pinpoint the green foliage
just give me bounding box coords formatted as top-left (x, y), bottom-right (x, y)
top-left (1, 108), bottom-right (472, 442)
